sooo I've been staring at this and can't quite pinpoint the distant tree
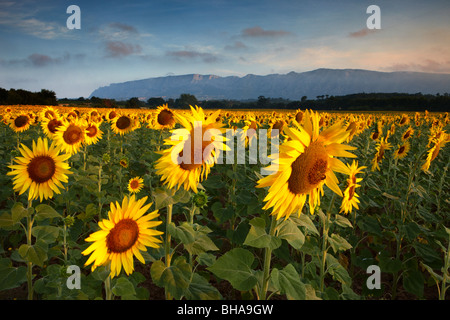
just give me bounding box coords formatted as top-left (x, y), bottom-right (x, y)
top-left (257, 95), bottom-right (269, 108)
top-left (301, 96), bottom-right (307, 102)
top-left (126, 97), bottom-right (141, 108)
top-left (175, 93), bottom-right (198, 108)
top-left (147, 97), bottom-right (166, 108)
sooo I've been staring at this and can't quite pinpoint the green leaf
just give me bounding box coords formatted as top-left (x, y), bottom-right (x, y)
top-left (270, 264), bottom-right (306, 300)
top-left (34, 204), bottom-right (62, 221)
top-left (153, 188), bottom-right (175, 210)
top-left (420, 262), bottom-right (443, 282)
top-left (18, 240), bottom-right (48, 267)
top-left (326, 254), bottom-right (351, 286)
top-left (304, 284), bottom-right (321, 300)
top-left (277, 219), bottom-right (305, 250)
top-left (0, 258), bottom-right (27, 291)
top-left (328, 233), bottom-right (352, 253)
top-left (184, 273), bottom-right (222, 300)
top-left (290, 214), bottom-right (320, 236)
top-left (184, 233), bottom-right (219, 256)
top-left (32, 225), bottom-right (60, 244)
top-left (0, 213), bottom-right (15, 228)
top-left (403, 270), bottom-right (424, 298)
top-left (334, 214), bottom-right (353, 228)
top-left (167, 222), bottom-right (195, 244)
top-left (11, 202), bottom-right (31, 223)
top-left (243, 217), bottom-right (281, 250)
top-left (207, 248), bottom-right (257, 291)
top-left (150, 257), bottom-right (191, 300)
top-left (112, 277), bottom-right (136, 297)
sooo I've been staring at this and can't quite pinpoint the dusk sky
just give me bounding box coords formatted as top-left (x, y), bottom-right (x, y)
top-left (1, 0), bottom-right (450, 98)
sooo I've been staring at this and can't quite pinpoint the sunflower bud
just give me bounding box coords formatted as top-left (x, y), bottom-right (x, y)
top-left (64, 215), bottom-right (75, 227)
top-left (192, 191), bottom-right (208, 209)
top-left (102, 153), bottom-right (111, 164)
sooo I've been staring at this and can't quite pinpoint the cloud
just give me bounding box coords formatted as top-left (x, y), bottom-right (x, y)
top-left (224, 41), bottom-right (248, 51)
top-left (241, 26), bottom-right (291, 38)
top-left (99, 22), bottom-right (143, 40)
top-left (166, 50), bottom-right (219, 63)
top-left (348, 29), bottom-right (378, 38)
top-left (1, 53), bottom-right (77, 67)
top-left (0, 2), bottom-right (71, 40)
top-left (109, 22), bottom-right (138, 34)
top-left (387, 59), bottom-right (450, 73)
top-left (104, 41), bottom-right (142, 58)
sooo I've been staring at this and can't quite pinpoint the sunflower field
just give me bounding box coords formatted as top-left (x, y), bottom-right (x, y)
top-left (0, 105), bottom-right (448, 301)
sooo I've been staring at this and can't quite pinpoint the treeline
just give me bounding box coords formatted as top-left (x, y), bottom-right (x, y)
top-left (3, 88), bottom-right (450, 112)
top-left (0, 88), bottom-right (58, 106)
top-left (198, 93), bottom-right (450, 112)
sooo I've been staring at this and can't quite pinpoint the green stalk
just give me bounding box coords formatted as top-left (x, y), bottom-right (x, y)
top-left (319, 194), bottom-right (336, 294)
top-left (105, 263), bottom-right (112, 300)
top-left (98, 161), bottom-right (103, 219)
top-left (440, 235), bottom-right (450, 300)
top-left (26, 199), bottom-right (33, 300)
top-left (259, 215), bottom-right (278, 300)
top-left (164, 203), bottom-right (173, 300)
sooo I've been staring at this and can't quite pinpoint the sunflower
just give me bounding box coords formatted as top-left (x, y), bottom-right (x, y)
top-left (371, 136), bottom-right (392, 171)
top-left (339, 160), bottom-right (366, 215)
top-left (39, 106), bottom-right (60, 121)
top-left (84, 121), bottom-right (103, 145)
top-left (241, 115), bottom-right (259, 147)
top-left (399, 114), bottom-right (410, 126)
top-left (82, 195), bottom-right (163, 278)
top-left (154, 106), bottom-right (228, 193)
top-left (153, 104), bottom-right (176, 130)
top-left (401, 126), bottom-right (414, 142)
top-left (53, 118), bottom-right (87, 155)
top-left (111, 113), bottom-right (135, 135)
top-left (256, 109), bottom-right (357, 220)
top-left (127, 176), bottom-right (144, 194)
top-left (9, 113), bottom-right (32, 133)
top-left (393, 141), bottom-right (410, 160)
top-left (422, 133), bottom-right (448, 172)
top-left (41, 116), bottom-right (63, 139)
top-left (7, 137), bottom-right (72, 202)
top-left (268, 119), bottom-right (286, 139)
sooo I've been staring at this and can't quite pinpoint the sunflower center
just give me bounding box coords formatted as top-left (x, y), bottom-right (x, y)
top-left (130, 179), bottom-right (140, 189)
top-left (157, 110), bottom-right (174, 126)
top-left (179, 125), bottom-right (214, 171)
top-left (47, 119), bottom-right (62, 134)
top-left (295, 112), bottom-right (303, 123)
top-left (348, 185), bottom-right (355, 201)
top-left (106, 219), bottom-right (139, 253)
top-left (45, 110), bottom-right (56, 119)
top-left (403, 131), bottom-right (411, 140)
top-left (27, 156), bottom-right (56, 183)
top-left (63, 125), bottom-right (83, 145)
top-left (14, 116), bottom-right (29, 128)
top-left (116, 116), bottom-right (131, 130)
top-left (108, 111), bottom-right (117, 120)
top-left (87, 125), bottom-right (98, 137)
top-left (398, 146), bottom-right (405, 154)
top-left (288, 141), bottom-right (328, 195)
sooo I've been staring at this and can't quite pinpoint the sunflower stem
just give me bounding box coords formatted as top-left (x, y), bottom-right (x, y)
top-left (105, 263), bottom-right (112, 300)
top-left (259, 214), bottom-right (278, 300)
top-left (98, 161), bottom-right (103, 219)
top-left (26, 199), bottom-right (33, 300)
top-left (319, 194), bottom-right (336, 295)
top-left (164, 203), bottom-right (173, 300)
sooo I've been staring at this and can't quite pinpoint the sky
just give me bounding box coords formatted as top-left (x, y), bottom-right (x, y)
top-left (1, 0), bottom-right (450, 98)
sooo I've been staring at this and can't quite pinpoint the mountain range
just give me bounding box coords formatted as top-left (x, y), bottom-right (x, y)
top-left (89, 68), bottom-right (450, 101)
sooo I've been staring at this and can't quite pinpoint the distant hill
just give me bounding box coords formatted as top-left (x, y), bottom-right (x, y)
top-left (89, 68), bottom-right (450, 101)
